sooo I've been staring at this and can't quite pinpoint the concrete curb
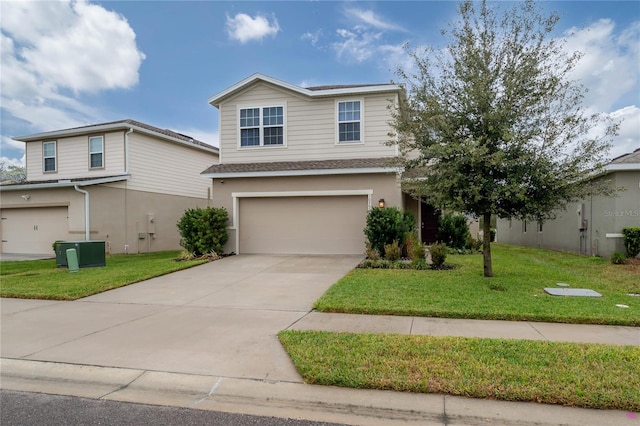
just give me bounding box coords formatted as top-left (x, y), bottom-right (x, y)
top-left (1, 358), bottom-right (637, 426)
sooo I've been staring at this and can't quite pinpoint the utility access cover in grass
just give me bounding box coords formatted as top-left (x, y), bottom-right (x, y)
top-left (544, 288), bottom-right (602, 297)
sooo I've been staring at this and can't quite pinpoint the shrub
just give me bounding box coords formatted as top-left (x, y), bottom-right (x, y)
top-left (465, 235), bottom-right (482, 251)
top-left (437, 213), bottom-right (470, 249)
top-left (429, 242), bottom-right (447, 269)
top-left (622, 227), bottom-right (640, 258)
top-left (406, 234), bottom-right (425, 263)
top-left (364, 207), bottom-right (415, 255)
top-left (176, 207), bottom-right (229, 256)
top-left (384, 240), bottom-right (401, 262)
top-left (610, 252), bottom-right (628, 265)
top-left (365, 245), bottom-right (380, 261)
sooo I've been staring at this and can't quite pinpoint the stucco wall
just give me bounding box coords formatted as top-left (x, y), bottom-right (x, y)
top-left (496, 170), bottom-right (640, 258)
top-left (0, 184), bottom-right (211, 254)
top-left (211, 172), bottom-right (402, 253)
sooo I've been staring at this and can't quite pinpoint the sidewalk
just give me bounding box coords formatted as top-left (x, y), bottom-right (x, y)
top-left (1, 254), bottom-right (638, 425)
top-left (2, 312), bottom-right (637, 426)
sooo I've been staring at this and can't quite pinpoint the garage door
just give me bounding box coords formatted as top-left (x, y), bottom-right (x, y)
top-left (1, 207), bottom-right (69, 253)
top-left (239, 196), bottom-right (368, 254)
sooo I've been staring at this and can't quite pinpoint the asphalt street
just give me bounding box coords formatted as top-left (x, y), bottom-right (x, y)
top-left (1, 390), bottom-right (345, 426)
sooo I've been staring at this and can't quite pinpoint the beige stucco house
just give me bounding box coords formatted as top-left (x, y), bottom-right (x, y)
top-left (202, 73), bottom-right (439, 255)
top-left (496, 148), bottom-right (640, 258)
top-left (0, 120), bottom-right (218, 255)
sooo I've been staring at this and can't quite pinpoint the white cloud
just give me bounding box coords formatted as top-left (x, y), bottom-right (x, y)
top-left (562, 19), bottom-right (640, 112)
top-left (0, 155), bottom-right (25, 168)
top-left (344, 8), bottom-right (405, 32)
top-left (332, 28), bottom-right (383, 63)
top-left (608, 106), bottom-right (640, 158)
top-left (226, 13), bottom-right (280, 44)
top-left (301, 30), bottom-right (323, 47)
top-left (0, 0), bottom-right (145, 135)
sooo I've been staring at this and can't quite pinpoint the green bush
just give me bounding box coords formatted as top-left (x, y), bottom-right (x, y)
top-left (406, 234), bottom-right (425, 263)
top-left (384, 240), bottom-right (401, 261)
top-left (622, 227), bottom-right (640, 258)
top-left (176, 207), bottom-right (229, 256)
top-left (465, 235), bottom-right (482, 251)
top-left (429, 242), bottom-right (447, 269)
top-left (365, 245), bottom-right (380, 260)
top-left (610, 251), bottom-right (628, 265)
top-left (364, 207), bottom-right (415, 255)
top-left (437, 213), bottom-right (470, 249)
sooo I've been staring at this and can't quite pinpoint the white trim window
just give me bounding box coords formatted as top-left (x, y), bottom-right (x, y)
top-left (239, 106), bottom-right (284, 147)
top-left (337, 100), bottom-right (362, 143)
top-left (89, 135), bottom-right (104, 169)
top-left (43, 141), bottom-right (57, 172)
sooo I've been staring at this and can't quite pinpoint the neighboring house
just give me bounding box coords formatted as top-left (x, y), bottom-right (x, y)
top-left (202, 73), bottom-right (439, 255)
top-left (0, 120), bottom-right (218, 255)
top-left (497, 148), bottom-right (640, 258)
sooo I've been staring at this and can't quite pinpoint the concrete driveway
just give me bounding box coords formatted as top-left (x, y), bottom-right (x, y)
top-left (0, 255), bottom-right (361, 382)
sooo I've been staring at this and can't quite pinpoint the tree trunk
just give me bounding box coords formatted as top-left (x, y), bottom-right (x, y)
top-left (482, 212), bottom-right (493, 277)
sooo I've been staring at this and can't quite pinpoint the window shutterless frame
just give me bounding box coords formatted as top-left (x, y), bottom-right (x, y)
top-left (238, 105), bottom-right (286, 148)
top-left (336, 99), bottom-right (364, 144)
top-left (43, 141), bottom-right (57, 173)
top-left (88, 135), bottom-right (104, 169)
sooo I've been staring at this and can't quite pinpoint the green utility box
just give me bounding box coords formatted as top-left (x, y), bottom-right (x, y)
top-left (54, 241), bottom-right (106, 268)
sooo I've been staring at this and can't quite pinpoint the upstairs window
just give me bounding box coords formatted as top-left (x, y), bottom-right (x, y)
top-left (239, 106), bottom-right (284, 147)
top-left (89, 136), bottom-right (104, 169)
top-left (338, 100), bottom-right (361, 143)
top-left (43, 141), bottom-right (56, 172)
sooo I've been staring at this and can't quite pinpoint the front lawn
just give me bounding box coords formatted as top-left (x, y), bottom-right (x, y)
top-left (0, 251), bottom-right (207, 300)
top-left (279, 330), bottom-right (640, 411)
top-left (314, 244), bottom-right (640, 325)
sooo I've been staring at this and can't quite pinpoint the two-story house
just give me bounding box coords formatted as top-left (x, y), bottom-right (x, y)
top-left (201, 73), bottom-right (436, 255)
top-left (0, 119), bottom-right (218, 255)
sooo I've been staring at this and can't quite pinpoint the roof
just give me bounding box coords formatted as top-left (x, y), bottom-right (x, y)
top-left (0, 174), bottom-right (130, 191)
top-left (201, 157), bottom-right (401, 178)
top-left (208, 73), bottom-right (403, 107)
top-left (12, 119), bottom-right (219, 154)
top-left (605, 147), bottom-right (640, 172)
top-left (610, 147), bottom-right (640, 164)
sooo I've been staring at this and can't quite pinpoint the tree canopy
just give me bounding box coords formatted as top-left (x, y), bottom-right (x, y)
top-left (0, 162), bottom-right (26, 183)
top-left (391, 0), bottom-right (617, 277)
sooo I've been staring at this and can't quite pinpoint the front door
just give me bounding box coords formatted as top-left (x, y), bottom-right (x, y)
top-left (420, 199), bottom-right (440, 244)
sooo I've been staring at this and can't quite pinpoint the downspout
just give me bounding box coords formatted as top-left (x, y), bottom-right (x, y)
top-left (124, 128), bottom-right (133, 174)
top-left (74, 185), bottom-right (90, 241)
top-left (124, 128), bottom-right (133, 252)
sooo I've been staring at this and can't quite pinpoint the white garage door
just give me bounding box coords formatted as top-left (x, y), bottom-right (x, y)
top-left (1, 207), bottom-right (69, 253)
top-left (239, 196), bottom-right (368, 255)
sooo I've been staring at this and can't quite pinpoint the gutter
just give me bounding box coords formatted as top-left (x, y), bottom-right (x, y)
top-left (73, 185), bottom-right (90, 241)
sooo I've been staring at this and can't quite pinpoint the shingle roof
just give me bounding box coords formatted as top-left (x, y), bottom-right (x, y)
top-left (201, 157), bottom-right (398, 175)
top-left (14, 119), bottom-right (218, 152)
top-left (305, 84), bottom-right (391, 91)
top-left (610, 147), bottom-right (640, 164)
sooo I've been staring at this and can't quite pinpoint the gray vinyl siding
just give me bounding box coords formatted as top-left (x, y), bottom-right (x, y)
top-left (219, 82), bottom-right (398, 164)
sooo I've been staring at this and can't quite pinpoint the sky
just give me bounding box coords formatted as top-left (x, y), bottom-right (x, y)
top-left (1, 0), bottom-right (639, 167)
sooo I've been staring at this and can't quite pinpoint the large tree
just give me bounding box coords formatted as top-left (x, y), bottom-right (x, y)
top-left (0, 162), bottom-right (26, 183)
top-left (391, 0), bottom-right (617, 277)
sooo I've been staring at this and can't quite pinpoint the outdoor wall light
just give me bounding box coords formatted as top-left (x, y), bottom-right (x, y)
top-left (21, 194), bottom-right (30, 200)
top-left (378, 198), bottom-right (385, 208)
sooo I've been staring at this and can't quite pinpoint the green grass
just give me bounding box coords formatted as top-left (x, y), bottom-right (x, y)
top-left (0, 251), bottom-right (207, 300)
top-left (314, 244), bottom-right (640, 325)
top-left (279, 330), bottom-right (640, 411)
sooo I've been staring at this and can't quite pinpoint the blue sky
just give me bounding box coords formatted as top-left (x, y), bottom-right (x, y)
top-left (1, 1), bottom-right (639, 166)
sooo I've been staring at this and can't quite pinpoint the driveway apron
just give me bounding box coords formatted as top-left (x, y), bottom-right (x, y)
top-left (0, 255), bottom-right (361, 382)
